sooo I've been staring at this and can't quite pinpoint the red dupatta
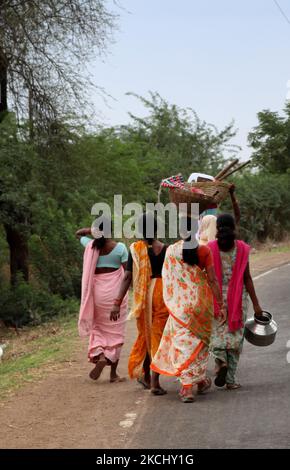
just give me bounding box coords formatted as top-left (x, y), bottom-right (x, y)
top-left (208, 240), bottom-right (250, 332)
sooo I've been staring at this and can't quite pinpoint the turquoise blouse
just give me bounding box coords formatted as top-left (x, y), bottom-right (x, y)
top-left (80, 236), bottom-right (128, 269)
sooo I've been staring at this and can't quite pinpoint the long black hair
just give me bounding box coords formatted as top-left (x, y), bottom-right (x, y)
top-left (92, 217), bottom-right (112, 250)
top-left (216, 213), bottom-right (236, 251)
top-left (182, 216), bottom-right (199, 266)
top-left (92, 235), bottom-right (106, 250)
top-left (138, 212), bottom-right (158, 245)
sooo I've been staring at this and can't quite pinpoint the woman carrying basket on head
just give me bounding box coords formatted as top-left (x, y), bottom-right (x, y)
top-left (150, 216), bottom-right (226, 403)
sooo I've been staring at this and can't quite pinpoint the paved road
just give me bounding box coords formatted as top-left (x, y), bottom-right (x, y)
top-left (125, 263), bottom-right (290, 449)
top-left (1, 263), bottom-right (289, 449)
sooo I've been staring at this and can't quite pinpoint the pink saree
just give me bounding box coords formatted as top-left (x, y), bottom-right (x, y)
top-left (78, 240), bottom-right (128, 363)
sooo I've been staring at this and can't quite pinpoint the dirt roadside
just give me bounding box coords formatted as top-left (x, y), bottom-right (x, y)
top-left (250, 249), bottom-right (290, 277)
top-left (0, 249), bottom-right (290, 449)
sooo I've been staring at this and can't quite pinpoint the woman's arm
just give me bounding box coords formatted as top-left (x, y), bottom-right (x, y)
top-left (110, 271), bottom-right (132, 321)
top-left (75, 227), bottom-right (91, 239)
top-left (120, 244), bottom-right (128, 271)
top-left (244, 263), bottom-right (263, 315)
top-left (229, 184), bottom-right (241, 226)
top-left (206, 265), bottom-right (227, 324)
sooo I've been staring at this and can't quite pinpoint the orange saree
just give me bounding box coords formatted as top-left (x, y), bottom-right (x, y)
top-left (128, 241), bottom-right (168, 379)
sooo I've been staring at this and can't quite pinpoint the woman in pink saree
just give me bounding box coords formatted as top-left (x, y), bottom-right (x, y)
top-left (76, 222), bottom-right (128, 382)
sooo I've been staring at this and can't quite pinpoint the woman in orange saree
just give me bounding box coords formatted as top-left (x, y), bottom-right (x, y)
top-left (110, 213), bottom-right (169, 393)
top-left (151, 217), bottom-right (226, 403)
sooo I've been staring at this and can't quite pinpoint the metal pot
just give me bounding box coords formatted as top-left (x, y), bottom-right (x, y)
top-left (245, 311), bottom-right (277, 347)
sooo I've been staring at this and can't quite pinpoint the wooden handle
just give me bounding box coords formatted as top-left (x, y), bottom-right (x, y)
top-left (219, 160), bottom-right (251, 180)
top-left (215, 159), bottom-right (239, 180)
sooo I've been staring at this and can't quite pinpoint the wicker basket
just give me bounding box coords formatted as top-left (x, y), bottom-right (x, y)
top-left (191, 181), bottom-right (231, 204)
top-left (169, 181), bottom-right (231, 214)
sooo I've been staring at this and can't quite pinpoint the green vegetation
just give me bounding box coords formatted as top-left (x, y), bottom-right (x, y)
top-left (0, 316), bottom-right (78, 399)
top-left (0, 3), bottom-right (289, 328)
top-left (1, 94), bottom-right (290, 327)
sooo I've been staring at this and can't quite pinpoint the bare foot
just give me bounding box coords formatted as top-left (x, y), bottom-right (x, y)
top-left (89, 358), bottom-right (107, 380)
top-left (226, 383), bottom-right (241, 390)
top-left (137, 376), bottom-right (151, 389)
top-left (110, 375), bottom-right (126, 383)
top-left (197, 377), bottom-right (212, 394)
top-left (150, 379), bottom-right (167, 395)
top-left (150, 384), bottom-right (167, 395)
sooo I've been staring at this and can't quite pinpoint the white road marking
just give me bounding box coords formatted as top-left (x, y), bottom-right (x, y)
top-left (253, 267), bottom-right (279, 280)
top-left (119, 412), bottom-right (137, 429)
top-left (119, 395), bottom-right (146, 432)
top-left (253, 263), bottom-right (290, 281)
top-left (119, 420), bottom-right (134, 429)
top-left (119, 264), bottom-right (290, 434)
top-left (125, 412), bottom-right (137, 419)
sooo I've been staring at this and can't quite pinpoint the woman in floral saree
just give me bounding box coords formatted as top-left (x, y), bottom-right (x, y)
top-left (151, 217), bottom-right (226, 403)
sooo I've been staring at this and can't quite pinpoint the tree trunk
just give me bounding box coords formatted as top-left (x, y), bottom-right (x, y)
top-left (4, 224), bottom-right (29, 285)
top-left (28, 87), bottom-right (35, 140)
top-left (1, 52), bottom-right (30, 285)
top-left (0, 53), bottom-right (8, 115)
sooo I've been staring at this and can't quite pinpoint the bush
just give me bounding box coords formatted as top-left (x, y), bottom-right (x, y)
top-left (0, 275), bottom-right (78, 327)
top-left (220, 172), bottom-right (290, 242)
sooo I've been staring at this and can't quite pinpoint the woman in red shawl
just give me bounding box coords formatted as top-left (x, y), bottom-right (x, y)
top-left (208, 214), bottom-right (263, 390)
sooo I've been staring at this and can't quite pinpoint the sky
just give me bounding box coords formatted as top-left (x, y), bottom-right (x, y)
top-left (90, 0), bottom-right (290, 159)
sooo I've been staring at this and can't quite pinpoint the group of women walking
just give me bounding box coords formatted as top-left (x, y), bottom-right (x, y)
top-left (76, 188), bottom-right (263, 403)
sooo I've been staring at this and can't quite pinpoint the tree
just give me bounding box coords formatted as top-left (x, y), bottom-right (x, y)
top-left (0, 0), bottom-right (116, 123)
top-left (0, 115), bottom-right (35, 284)
top-left (221, 172), bottom-right (290, 242)
top-left (0, 0), bottom-right (117, 284)
top-left (248, 102), bottom-right (290, 174)
top-left (120, 92), bottom-right (240, 193)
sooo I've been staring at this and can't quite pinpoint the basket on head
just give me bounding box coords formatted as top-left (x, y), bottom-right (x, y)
top-left (190, 181), bottom-right (231, 204)
top-left (169, 180), bottom-right (231, 215)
